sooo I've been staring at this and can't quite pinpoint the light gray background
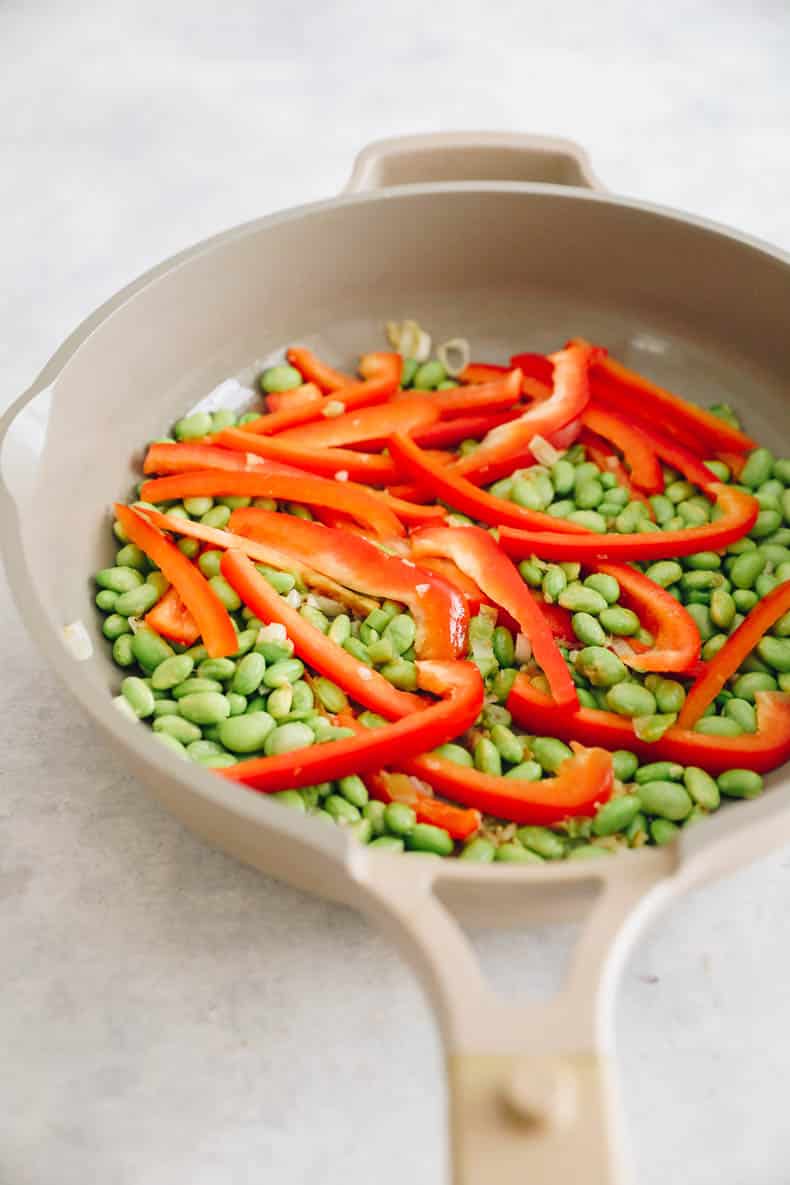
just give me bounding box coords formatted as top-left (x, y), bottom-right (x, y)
top-left (2, 2), bottom-right (790, 1183)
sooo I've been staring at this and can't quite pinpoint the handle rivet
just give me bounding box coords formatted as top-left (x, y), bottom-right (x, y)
top-left (500, 1060), bottom-right (577, 1130)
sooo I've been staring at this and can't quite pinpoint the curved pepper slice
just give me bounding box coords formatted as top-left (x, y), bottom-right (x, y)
top-left (297, 350), bottom-right (402, 412)
top-left (133, 506), bottom-right (377, 616)
top-left (215, 427), bottom-right (399, 485)
top-left (286, 347), bottom-right (352, 392)
top-left (508, 676), bottom-right (790, 775)
top-left (221, 549), bottom-right (425, 717)
top-left (114, 504), bottom-right (237, 658)
top-left (412, 409), bottom-right (521, 451)
top-left (451, 344), bottom-right (592, 482)
top-left (414, 556), bottom-right (488, 616)
top-left (574, 339), bottom-right (757, 454)
top-left (410, 525), bottom-right (578, 707)
top-left (143, 442), bottom-right (272, 476)
top-left (144, 585), bottom-right (200, 645)
top-left (217, 647), bottom-right (485, 794)
top-left (139, 469), bottom-right (403, 538)
top-left (459, 362), bottom-right (509, 384)
top-left (401, 745), bottom-right (613, 826)
top-left (239, 384), bottom-right (326, 435)
top-left (276, 397), bottom-right (439, 451)
top-left (408, 368), bottom-right (522, 417)
top-left (581, 407), bottom-right (664, 493)
top-left (678, 580), bottom-right (790, 728)
top-left (627, 422), bottom-right (722, 494)
top-left (580, 431), bottom-right (654, 516)
top-left (596, 561), bottom-right (701, 674)
top-left (499, 485), bottom-right (759, 562)
top-left (387, 432), bottom-right (590, 534)
top-left (227, 507), bottom-right (469, 659)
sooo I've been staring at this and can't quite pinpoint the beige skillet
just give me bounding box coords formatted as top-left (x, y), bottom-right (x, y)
top-left (2, 132), bottom-right (790, 1184)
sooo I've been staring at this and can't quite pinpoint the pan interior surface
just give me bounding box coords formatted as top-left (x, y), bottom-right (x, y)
top-left (3, 183), bottom-right (789, 898)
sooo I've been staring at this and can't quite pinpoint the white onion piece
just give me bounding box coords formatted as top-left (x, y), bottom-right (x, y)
top-left (258, 622), bottom-right (287, 643)
top-left (436, 337), bottom-right (470, 377)
top-left (529, 435), bottom-right (561, 466)
top-left (515, 633), bottom-right (532, 664)
top-left (62, 620), bottom-right (93, 661)
top-left (610, 638), bottom-right (635, 658)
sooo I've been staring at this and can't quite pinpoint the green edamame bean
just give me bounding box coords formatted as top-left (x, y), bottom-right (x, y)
top-left (757, 636), bottom-right (790, 673)
top-left (433, 743), bottom-right (474, 767)
top-left (558, 584), bottom-right (608, 614)
top-left (111, 633), bottom-right (136, 668)
top-left (207, 575), bottom-right (241, 612)
top-left (96, 589), bottom-right (119, 611)
top-left (121, 675), bottom-right (155, 718)
top-left (492, 626), bottom-right (515, 668)
top-left (153, 715), bottom-right (202, 744)
top-left (150, 654), bottom-right (194, 691)
top-left (195, 551), bottom-right (222, 580)
top-left (693, 716), bottom-right (744, 737)
top-left (575, 646), bottom-right (628, 688)
top-left (683, 766), bottom-right (720, 810)
top-left (774, 458), bottom-right (790, 484)
top-left (152, 731), bottom-right (190, 759)
top-left (612, 750), bottom-right (639, 782)
top-left (572, 612), bottom-right (606, 646)
top-left (685, 603), bottom-right (715, 642)
top-left (172, 677), bottom-right (223, 698)
top-left (200, 505), bottom-right (231, 529)
top-left (516, 826), bottom-right (566, 859)
top-left (541, 565), bottom-right (567, 604)
top-left (606, 683), bottom-right (657, 718)
top-left (547, 500), bottom-right (575, 519)
top-left (783, 489), bottom-right (790, 525)
top-left (262, 658), bottom-right (304, 689)
top-left (406, 822), bottom-right (453, 856)
top-left (681, 570), bottom-right (723, 593)
top-left (322, 794), bottom-right (359, 824)
top-left (342, 636), bottom-right (372, 666)
top-left (459, 838), bottom-right (496, 862)
top-left (264, 790), bottom-right (304, 810)
top-left (512, 473), bottom-right (554, 512)
top-left (717, 769), bottom-right (763, 799)
top-left (186, 739), bottom-right (222, 760)
top-left (652, 679), bottom-right (686, 714)
top-left (723, 697), bottom-right (757, 733)
top-left (531, 736), bottom-right (573, 773)
top-left (183, 496), bottom-right (214, 517)
top-left (174, 411), bottom-right (213, 440)
top-left (336, 775), bottom-right (368, 809)
top-left (217, 712), bottom-right (276, 753)
top-left (583, 573), bottom-right (620, 604)
top-left (115, 544), bottom-right (148, 572)
top-left (413, 360), bottom-right (446, 389)
top-left (773, 610), bottom-right (790, 638)
top-left (710, 588), bottom-right (736, 630)
top-left (615, 503), bottom-right (648, 534)
top-left (751, 509), bottom-right (782, 539)
top-left (130, 628), bottom-right (174, 672)
top-left (636, 762), bottom-right (684, 784)
top-left (379, 659), bottom-right (417, 691)
top-left (349, 817), bottom-right (373, 844)
top-left (226, 692), bottom-right (247, 716)
top-left (96, 566), bottom-right (145, 593)
top-left (474, 738), bottom-right (502, 776)
top-left (300, 604), bottom-right (330, 634)
top-left (592, 795), bottom-right (641, 836)
top-left (260, 364), bottom-right (303, 393)
top-left (490, 724), bottom-right (525, 765)
top-left (637, 779), bottom-right (693, 821)
top-left (599, 606), bottom-right (640, 637)
top-left (152, 698), bottom-right (180, 717)
top-left (328, 614), bottom-right (352, 646)
top-left (383, 802), bottom-right (416, 836)
top-left (732, 671), bottom-right (778, 701)
top-left (382, 614), bottom-right (416, 656)
top-left (731, 589), bottom-right (758, 614)
top-left (231, 630), bottom-right (258, 659)
top-left (363, 800), bottom-right (387, 836)
top-left (568, 844), bottom-right (611, 860)
top-left (102, 613), bottom-right (131, 641)
top-left (550, 459), bottom-right (575, 495)
top-left (728, 551), bottom-right (767, 589)
top-left (504, 760), bottom-right (543, 781)
top-left (650, 819), bottom-right (680, 845)
top-left (495, 843), bottom-right (543, 864)
top-left (263, 721), bottom-right (314, 756)
top-left (575, 478), bottom-right (604, 509)
top-left (178, 692), bottom-right (231, 725)
top-left (518, 559), bottom-right (545, 587)
top-left (313, 677), bottom-right (349, 714)
top-left (196, 658), bottom-right (235, 683)
top-left (649, 495), bottom-right (674, 525)
top-left (741, 447), bottom-right (774, 488)
top-left (645, 561), bottom-right (683, 588)
top-left (684, 551), bottom-right (722, 572)
top-left (369, 835), bottom-right (405, 852)
top-left (700, 634), bottom-right (727, 661)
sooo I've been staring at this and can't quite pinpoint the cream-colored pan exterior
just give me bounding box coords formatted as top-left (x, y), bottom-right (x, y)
top-left (2, 133), bottom-right (789, 1183)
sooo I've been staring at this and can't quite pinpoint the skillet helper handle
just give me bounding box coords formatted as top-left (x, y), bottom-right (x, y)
top-left (343, 130), bottom-right (604, 193)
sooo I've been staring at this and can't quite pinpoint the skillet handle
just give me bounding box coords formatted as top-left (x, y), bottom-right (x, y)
top-left (343, 131), bottom-right (604, 194)
top-left (356, 849), bottom-right (673, 1185)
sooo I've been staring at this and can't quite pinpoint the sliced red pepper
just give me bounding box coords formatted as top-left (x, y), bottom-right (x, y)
top-left (366, 489), bottom-right (447, 526)
top-left (509, 352), bottom-right (555, 385)
top-left (387, 432), bottom-right (590, 534)
top-left (143, 441), bottom-right (269, 476)
top-left (221, 549), bottom-right (425, 717)
top-left (318, 351), bottom-right (403, 412)
top-left (401, 744), bottom-right (613, 826)
top-left (114, 504), bottom-right (237, 658)
top-left (265, 385), bottom-right (321, 414)
top-left (459, 362), bottom-right (509, 384)
top-left (144, 585), bottom-right (200, 645)
top-left (508, 676), bottom-right (790, 775)
top-left (275, 397), bottom-right (438, 451)
top-left (595, 561), bottom-right (701, 673)
top-left (239, 384), bottom-right (326, 435)
top-left (133, 505), bottom-right (377, 616)
top-left (414, 556), bottom-right (488, 616)
top-left (678, 581), bottom-right (790, 728)
top-left (227, 507), bottom-right (469, 659)
top-left (217, 651), bottom-right (485, 794)
top-left (364, 768), bottom-right (481, 839)
top-left (627, 421), bottom-right (721, 494)
top-left (215, 427), bottom-right (399, 485)
top-left (412, 409), bottom-right (521, 450)
top-left (451, 344), bottom-right (592, 482)
top-left (498, 485), bottom-right (759, 562)
top-left (718, 450), bottom-right (746, 479)
top-left (574, 340), bottom-right (757, 455)
top-left (410, 525), bottom-right (578, 707)
top-left (581, 407), bottom-right (664, 493)
top-left (408, 368), bottom-right (522, 417)
top-left (580, 431), bottom-right (655, 516)
top-left (139, 469), bottom-right (403, 539)
top-left (286, 347), bottom-right (352, 393)
top-left (537, 600), bottom-right (577, 646)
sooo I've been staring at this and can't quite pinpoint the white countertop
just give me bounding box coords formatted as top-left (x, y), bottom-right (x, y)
top-left (2, 2), bottom-right (790, 1182)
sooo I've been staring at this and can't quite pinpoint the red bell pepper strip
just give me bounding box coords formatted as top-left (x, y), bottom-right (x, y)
top-left (275, 397), bottom-right (438, 451)
top-left (412, 410), bottom-right (521, 451)
top-left (265, 385), bottom-right (322, 414)
top-left (364, 767), bottom-right (482, 839)
top-left (628, 422), bottom-right (722, 493)
top-left (387, 432), bottom-right (590, 534)
top-left (401, 744), bottom-right (613, 826)
top-left (451, 345), bottom-right (592, 482)
top-left (410, 525), bottom-right (578, 707)
top-left (595, 561), bottom-right (701, 673)
top-left (717, 451), bottom-right (746, 479)
top-left (221, 549), bottom-right (426, 717)
top-left (462, 415), bottom-right (585, 488)
top-left (132, 505), bottom-right (377, 616)
top-left (219, 649), bottom-right (484, 794)
top-left (215, 427), bottom-right (399, 485)
top-left (580, 431), bottom-right (655, 516)
top-left (581, 407), bottom-right (664, 493)
top-left (414, 556), bottom-right (488, 616)
top-left (239, 385), bottom-right (326, 435)
top-left (573, 339), bottom-right (757, 454)
top-left (143, 441), bottom-right (270, 476)
top-left (366, 489), bottom-right (447, 526)
top-left (498, 484), bottom-right (759, 562)
top-left (678, 580), bottom-right (790, 728)
top-left (286, 347), bottom-right (352, 393)
top-left (408, 368), bottom-right (523, 417)
top-left (144, 585), bottom-right (200, 645)
top-left (459, 362), bottom-right (509, 384)
top-left (139, 469), bottom-right (403, 539)
top-left (227, 508), bottom-right (469, 659)
top-left (509, 352), bottom-right (555, 386)
top-left (113, 504), bottom-right (238, 658)
top-left (509, 676), bottom-right (790, 776)
top-left (315, 351), bottom-right (403, 412)
top-left (537, 600), bottom-right (577, 646)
